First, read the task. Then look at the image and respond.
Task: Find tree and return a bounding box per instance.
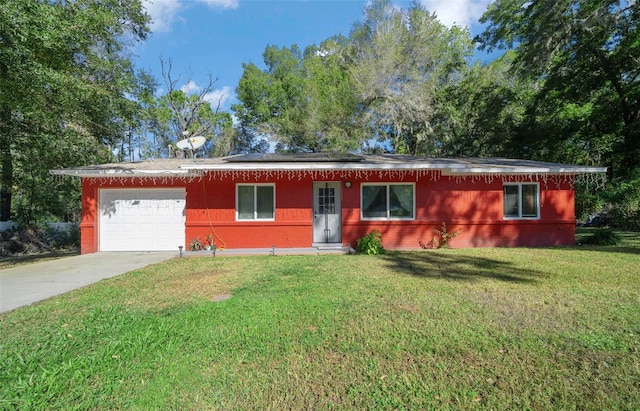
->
[477,0,640,227]
[142,60,233,159]
[347,0,474,154]
[233,37,363,153]
[0,0,150,223]
[477,0,640,177]
[432,51,537,157]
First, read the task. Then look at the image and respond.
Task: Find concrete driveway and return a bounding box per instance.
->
[0,252,175,313]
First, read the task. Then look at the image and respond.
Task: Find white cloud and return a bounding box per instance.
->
[204,86,232,108]
[180,80,202,94]
[196,0,239,9]
[420,0,492,27]
[142,0,183,33]
[180,81,232,107]
[143,0,237,33]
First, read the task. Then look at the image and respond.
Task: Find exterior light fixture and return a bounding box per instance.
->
[344,181,352,188]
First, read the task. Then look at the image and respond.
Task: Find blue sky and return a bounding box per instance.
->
[136,0,494,112]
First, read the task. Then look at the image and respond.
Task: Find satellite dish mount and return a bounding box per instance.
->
[175,133,206,159]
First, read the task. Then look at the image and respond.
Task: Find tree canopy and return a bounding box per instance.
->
[476,0,640,227]
[233,38,363,152]
[233,0,473,154]
[141,60,233,159]
[477,0,640,176]
[0,0,150,223]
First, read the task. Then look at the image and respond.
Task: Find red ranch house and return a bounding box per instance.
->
[51,153,606,254]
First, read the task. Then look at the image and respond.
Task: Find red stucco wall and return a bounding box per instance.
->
[80,171,576,253]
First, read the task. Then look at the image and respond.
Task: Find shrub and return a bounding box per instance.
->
[42,223,80,248]
[431,222,461,249]
[188,237,204,251]
[579,229,621,246]
[609,203,640,231]
[356,230,384,255]
[603,167,640,231]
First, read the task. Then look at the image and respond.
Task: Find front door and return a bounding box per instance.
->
[313,182,342,244]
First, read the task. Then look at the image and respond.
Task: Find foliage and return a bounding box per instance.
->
[477,0,640,178]
[233,1,473,154]
[188,237,204,251]
[0,225,79,256]
[233,38,363,152]
[1,248,639,409]
[356,229,384,255]
[348,0,474,154]
[139,60,234,159]
[578,228,621,246]
[436,51,537,157]
[604,167,640,231]
[431,222,462,248]
[0,0,150,225]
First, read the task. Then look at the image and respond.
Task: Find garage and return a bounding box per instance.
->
[99,188,185,251]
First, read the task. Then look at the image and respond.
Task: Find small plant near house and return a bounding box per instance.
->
[188,237,204,251]
[579,228,621,246]
[430,222,461,249]
[356,230,384,255]
[206,234,215,250]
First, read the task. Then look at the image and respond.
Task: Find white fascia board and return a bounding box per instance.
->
[444,166,607,175]
[50,169,198,178]
[131,169,194,175]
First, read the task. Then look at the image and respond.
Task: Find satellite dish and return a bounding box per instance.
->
[176,136,206,151]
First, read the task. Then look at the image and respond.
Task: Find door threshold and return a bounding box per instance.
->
[312,243,345,250]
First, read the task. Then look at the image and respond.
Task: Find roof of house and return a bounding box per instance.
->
[50,153,607,178]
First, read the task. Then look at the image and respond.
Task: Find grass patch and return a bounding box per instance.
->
[1,244,639,409]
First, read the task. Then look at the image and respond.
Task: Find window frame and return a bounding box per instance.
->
[360,183,415,221]
[236,183,276,221]
[503,182,540,220]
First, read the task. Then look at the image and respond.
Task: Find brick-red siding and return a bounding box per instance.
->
[80,171,576,253]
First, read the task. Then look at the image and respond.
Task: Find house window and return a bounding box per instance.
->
[237,184,275,220]
[503,183,539,219]
[361,183,414,220]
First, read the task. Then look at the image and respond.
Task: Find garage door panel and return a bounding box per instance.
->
[99,189,185,252]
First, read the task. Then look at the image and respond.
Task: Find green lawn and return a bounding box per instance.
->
[1,241,639,409]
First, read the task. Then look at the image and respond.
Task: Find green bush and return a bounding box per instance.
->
[609,203,640,231]
[604,167,640,231]
[356,230,384,255]
[579,229,621,246]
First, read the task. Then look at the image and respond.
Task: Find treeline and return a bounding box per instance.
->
[1,0,638,228]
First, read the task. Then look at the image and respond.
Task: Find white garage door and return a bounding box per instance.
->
[99,189,186,251]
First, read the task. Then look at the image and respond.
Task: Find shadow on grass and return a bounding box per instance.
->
[380,251,546,284]
[571,245,640,255]
[0,248,80,270]
[574,229,640,255]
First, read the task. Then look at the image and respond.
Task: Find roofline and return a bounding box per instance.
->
[50,158,608,178]
[444,166,608,175]
[178,162,464,171]
[51,165,607,178]
[49,169,200,178]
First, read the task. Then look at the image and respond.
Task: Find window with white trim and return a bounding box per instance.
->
[503,183,539,219]
[361,183,415,220]
[236,184,275,220]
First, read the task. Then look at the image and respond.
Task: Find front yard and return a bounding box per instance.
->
[1,241,639,409]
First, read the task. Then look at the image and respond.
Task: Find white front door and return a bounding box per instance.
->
[313,182,342,244]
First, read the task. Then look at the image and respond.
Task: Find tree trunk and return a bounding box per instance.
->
[0,106,13,221]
